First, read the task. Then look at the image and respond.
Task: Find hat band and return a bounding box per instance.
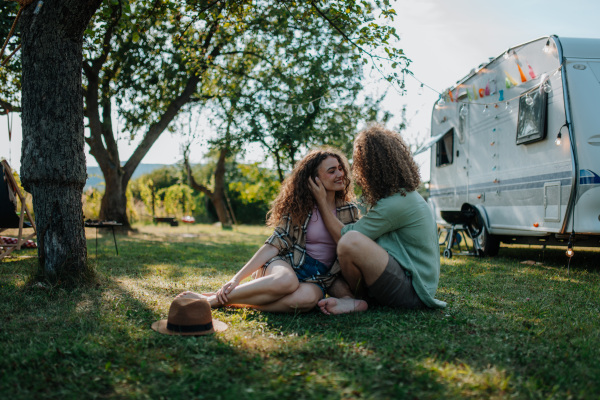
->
[167,321,213,333]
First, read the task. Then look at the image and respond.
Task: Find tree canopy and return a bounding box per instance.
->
[1,0,410,227]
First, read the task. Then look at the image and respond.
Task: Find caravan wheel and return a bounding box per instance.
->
[472,225,500,257]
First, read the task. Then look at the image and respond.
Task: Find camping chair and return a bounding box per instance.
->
[0,160,37,260]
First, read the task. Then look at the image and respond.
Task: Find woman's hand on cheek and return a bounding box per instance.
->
[308,176,326,204]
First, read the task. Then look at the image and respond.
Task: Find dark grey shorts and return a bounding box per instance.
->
[367,255,425,309]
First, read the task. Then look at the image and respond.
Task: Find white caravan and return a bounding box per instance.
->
[420,36,600,257]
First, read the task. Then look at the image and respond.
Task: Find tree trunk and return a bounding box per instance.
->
[274,150,285,183]
[98,165,129,227]
[19,0,102,284]
[184,149,232,228]
[211,147,232,228]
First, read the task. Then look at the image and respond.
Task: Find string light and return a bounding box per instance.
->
[555,132,562,145]
[525,93,534,106]
[428,43,563,116]
[437,95,446,108]
[543,39,552,54]
[566,240,574,257]
[272,39,560,117]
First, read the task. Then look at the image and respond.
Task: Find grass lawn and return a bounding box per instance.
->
[1,223,599,399]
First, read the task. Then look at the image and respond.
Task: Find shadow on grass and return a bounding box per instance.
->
[0,258,271,399]
[0,256,466,398]
[2,231,599,399]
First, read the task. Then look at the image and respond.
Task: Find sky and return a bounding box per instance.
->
[2,0,600,180]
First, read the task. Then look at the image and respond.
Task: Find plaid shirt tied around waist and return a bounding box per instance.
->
[263,201,360,289]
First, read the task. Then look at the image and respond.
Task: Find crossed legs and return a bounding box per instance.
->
[178,261,322,313]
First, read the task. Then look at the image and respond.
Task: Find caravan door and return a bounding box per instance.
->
[563,54,600,235]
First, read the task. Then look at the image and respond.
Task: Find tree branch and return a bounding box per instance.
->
[309,1,403,65]
[87,2,122,75]
[183,147,213,197]
[0,99,21,113]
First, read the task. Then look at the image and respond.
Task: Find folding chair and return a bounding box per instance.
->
[0,160,37,260]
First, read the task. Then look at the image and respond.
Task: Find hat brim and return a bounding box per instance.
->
[151,318,228,336]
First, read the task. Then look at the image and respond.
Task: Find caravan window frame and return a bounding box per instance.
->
[436,128,454,167]
[516,85,548,145]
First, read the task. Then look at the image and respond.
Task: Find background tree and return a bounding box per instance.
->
[184,4,394,219]
[0,2,21,115]
[184,141,234,228]
[82,0,226,228]
[84,0,408,227]
[2,0,409,230]
[226,162,280,224]
[182,2,368,224]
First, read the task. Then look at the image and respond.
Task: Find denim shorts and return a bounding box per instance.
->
[294,254,330,298]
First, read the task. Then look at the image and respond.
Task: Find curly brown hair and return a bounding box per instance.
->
[267,147,355,227]
[353,124,421,206]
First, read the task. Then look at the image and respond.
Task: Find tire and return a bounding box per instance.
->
[472,225,500,257]
[443,249,452,259]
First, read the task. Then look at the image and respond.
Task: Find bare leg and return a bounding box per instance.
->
[320,276,369,314]
[315,231,389,315]
[327,276,355,299]
[337,231,389,290]
[253,283,323,313]
[178,261,300,308]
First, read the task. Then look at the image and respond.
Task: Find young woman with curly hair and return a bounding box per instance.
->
[177,148,360,312]
[310,125,446,314]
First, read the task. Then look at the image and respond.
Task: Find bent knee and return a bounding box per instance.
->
[338,231,366,256]
[271,273,300,295]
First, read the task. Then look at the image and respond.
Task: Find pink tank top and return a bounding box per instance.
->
[305,206,337,267]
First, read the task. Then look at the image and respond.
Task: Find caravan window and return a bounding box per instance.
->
[516,85,548,145]
[436,128,454,167]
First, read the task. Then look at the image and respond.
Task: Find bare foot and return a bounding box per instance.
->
[176,291,223,308]
[175,291,206,300]
[317,297,368,315]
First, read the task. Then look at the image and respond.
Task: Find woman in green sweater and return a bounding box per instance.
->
[309,125,446,314]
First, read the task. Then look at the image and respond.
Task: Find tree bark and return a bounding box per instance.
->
[19,0,102,284]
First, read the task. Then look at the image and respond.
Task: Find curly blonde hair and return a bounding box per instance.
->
[267,148,355,227]
[353,125,420,206]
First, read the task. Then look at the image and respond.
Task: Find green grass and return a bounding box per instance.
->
[1,224,599,399]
